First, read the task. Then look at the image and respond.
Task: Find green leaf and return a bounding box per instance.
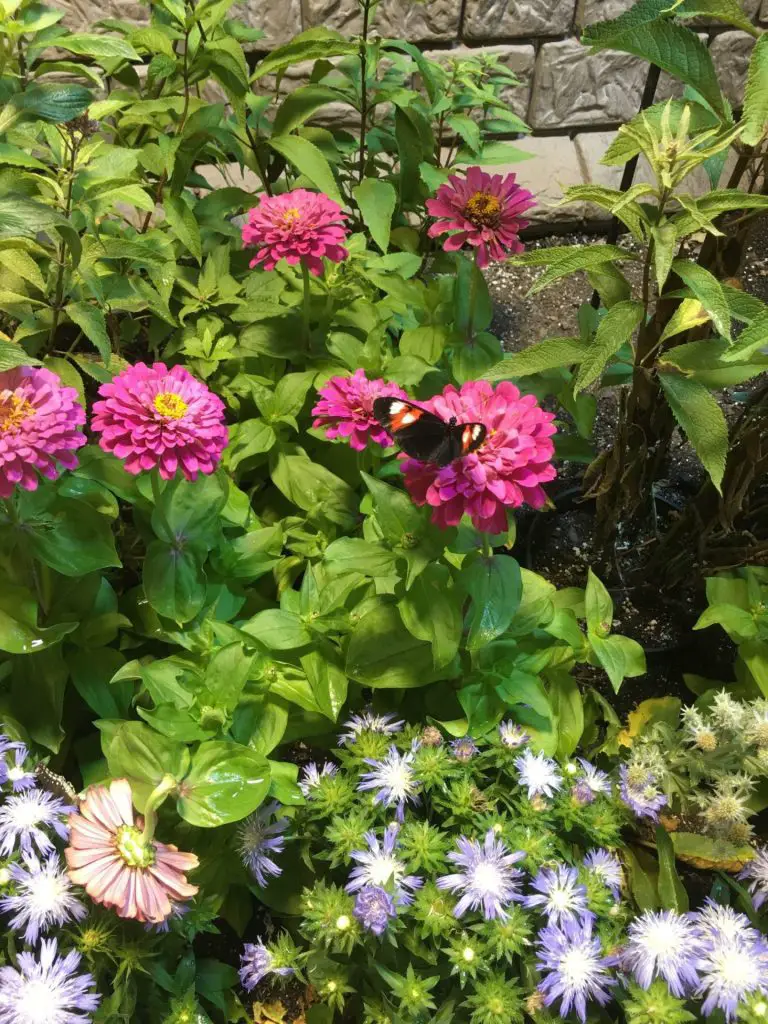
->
[362,473,429,546]
[676,0,758,34]
[395,107,426,207]
[590,633,647,692]
[0,84,92,130]
[694,603,758,639]
[651,222,677,292]
[58,33,140,61]
[346,601,445,689]
[0,248,46,291]
[353,178,396,254]
[323,538,397,578]
[176,740,270,827]
[268,135,342,206]
[581,0,680,46]
[398,564,462,669]
[624,845,659,911]
[11,647,68,752]
[204,643,254,712]
[400,324,450,364]
[228,419,276,470]
[24,499,120,576]
[143,540,207,623]
[510,245,638,295]
[549,672,584,758]
[720,309,768,362]
[446,113,481,153]
[742,34,768,146]
[0,143,47,170]
[164,194,202,264]
[271,451,357,529]
[573,300,644,393]
[104,721,189,809]
[152,472,227,545]
[671,260,731,341]
[301,648,348,721]
[273,84,339,135]
[64,302,111,364]
[245,698,289,755]
[251,27,357,81]
[585,568,613,635]
[241,609,312,650]
[67,647,130,720]
[658,372,728,492]
[483,337,587,381]
[463,555,523,651]
[0,339,41,371]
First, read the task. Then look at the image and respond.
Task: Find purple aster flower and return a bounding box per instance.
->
[451,737,479,762]
[239,941,293,992]
[525,865,594,927]
[694,932,768,1021]
[739,847,768,911]
[536,918,617,1023]
[0,789,72,858]
[0,852,86,944]
[338,709,404,746]
[358,745,420,822]
[619,764,668,822]
[583,849,623,898]
[575,759,611,799]
[4,747,35,793]
[346,824,422,904]
[298,761,337,798]
[514,749,562,800]
[695,899,760,946]
[238,801,289,887]
[353,885,397,935]
[498,721,529,749]
[437,828,525,920]
[623,910,702,997]
[0,937,99,1023]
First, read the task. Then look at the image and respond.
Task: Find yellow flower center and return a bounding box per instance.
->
[115,824,156,869]
[463,191,502,228]
[282,207,301,225]
[153,392,188,420]
[0,392,35,433]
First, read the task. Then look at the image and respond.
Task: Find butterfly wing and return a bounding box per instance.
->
[373,398,487,466]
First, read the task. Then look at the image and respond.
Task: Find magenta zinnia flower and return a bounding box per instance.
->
[65,779,199,925]
[0,366,86,498]
[242,188,349,276]
[91,362,228,481]
[312,369,407,452]
[426,167,535,268]
[401,380,556,533]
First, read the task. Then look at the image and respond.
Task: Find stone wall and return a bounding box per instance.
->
[60,0,760,226]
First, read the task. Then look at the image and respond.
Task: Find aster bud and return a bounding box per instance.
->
[420,726,443,747]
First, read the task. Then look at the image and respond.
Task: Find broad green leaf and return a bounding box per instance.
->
[670,831,753,871]
[152,472,227,545]
[660,339,768,387]
[301,648,348,721]
[104,721,189,809]
[67,648,130,720]
[0,249,45,291]
[353,178,397,254]
[573,300,644,393]
[658,372,728,492]
[590,633,647,692]
[624,845,659,911]
[58,33,140,61]
[362,473,429,546]
[241,609,312,650]
[694,603,757,640]
[659,297,712,343]
[164,194,202,264]
[346,601,446,689]
[720,309,768,362]
[11,647,68,753]
[244,698,289,755]
[463,555,523,650]
[324,538,397,578]
[651,222,677,291]
[549,672,584,758]
[0,84,92,131]
[676,0,758,34]
[581,0,682,47]
[177,740,270,827]
[400,324,450,364]
[0,339,41,371]
[0,584,76,655]
[204,643,254,712]
[250,28,357,81]
[270,451,357,529]
[483,337,587,380]
[398,564,462,669]
[228,418,276,470]
[23,499,120,576]
[0,143,47,170]
[143,540,207,623]
[273,85,340,135]
[64,302,111,364]
[742,34,768,146]
[671,260,731,341]
[585,568,613,635]
[268,134,342,206]
[510,245,638,295]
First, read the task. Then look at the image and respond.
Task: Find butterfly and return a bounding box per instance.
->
[373,397,487,467]
[34,763,79,803]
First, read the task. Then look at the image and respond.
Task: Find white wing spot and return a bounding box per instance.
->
[399,411,418,425]
[389,402,406,414]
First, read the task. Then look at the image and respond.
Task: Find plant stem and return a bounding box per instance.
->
[150,469,174,542]
[466,251,479,344]
[357,0,371,183]
[481,532,493,559]
[48,132,79,348]
[141,774,178,844]
[301,261,312,347]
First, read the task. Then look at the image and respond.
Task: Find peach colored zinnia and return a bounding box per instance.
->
[426,167,535,268]
[0,366,86,499]
[65,779,198,924]
[242,188,349,276]
[91,361,228,481]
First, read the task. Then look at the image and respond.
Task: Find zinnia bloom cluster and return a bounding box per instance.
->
[426,166,535,267]
[241,188,349,276]
[0,366,86,499]
[312,370,407,452]
[91,361,228,481]
[400,380,556,533]
[64,779,198,925]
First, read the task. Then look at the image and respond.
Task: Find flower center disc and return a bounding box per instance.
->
[153,392,188,420]
[282,207,301,226]
[115,825,156,869]
[0,392,34,433]
[463,191,502,228]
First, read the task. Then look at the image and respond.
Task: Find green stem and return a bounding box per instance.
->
[357,0,372,183]
[150,469,173,541]
[140,774,178,844]
[481,532,493,559]
[301,261,312,347]
[466,251,479,345]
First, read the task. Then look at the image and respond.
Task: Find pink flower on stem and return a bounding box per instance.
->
[91,362,228,481]
[0,366,86,498]
[65,779,198,925]
[426,167,535,268]
[311,369,407,452]
[401,380,556,533]
[242,189,349,276]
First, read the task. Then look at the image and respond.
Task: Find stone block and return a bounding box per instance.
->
[530,38,646,129]
[233,0,302,48]
[58,0,146,28]
[761,0,768,23]
[303,0,461,41]
[574,0,634,31]
[709,31,755,109]
[462,0,575,41]
[421,44,535,119]
[495,135,587,222]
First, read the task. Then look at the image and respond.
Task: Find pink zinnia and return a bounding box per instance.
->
[401,381,556,533]
[241,188,349,276]
[426,167,535,268]
[311,369,407,452]
[65,779,198,925]
[91,361,228,481]
[0,366,86,498]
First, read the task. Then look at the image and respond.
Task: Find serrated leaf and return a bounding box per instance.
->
[483,337,587,380]
[164,194,202,263]
[742,34,768,147]
[0,339,41,371]
[0,249,45,291]
[602,99,719,166]
[582,0,683,47]
[58,33,140,61]
[267,134,342,206]
[658,372,728,491]
[676,0,758,34]
[510,245,638,295]
[0,143,47,170]
[574,300,644,393]
[720,309,768,362]
[353,178,396,254]
[64,302,111,365]
[0,84,92,131]
[651,221,677,291]
[659,297,711,342]
[251,27,357,81]
[272,85,339,135]
[672,259,731,340]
